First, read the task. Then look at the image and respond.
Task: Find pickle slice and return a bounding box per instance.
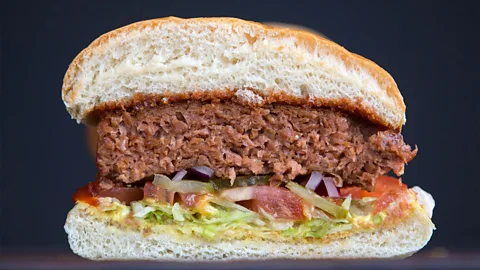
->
[210,175,270,190]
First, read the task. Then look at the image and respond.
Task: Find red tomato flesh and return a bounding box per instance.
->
[340,176,407,199]
[72,182,143,205]
[340,175,410,219]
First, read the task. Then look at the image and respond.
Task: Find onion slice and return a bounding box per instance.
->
[153,174,214,194]
[211,197,255,213]
[305,171,323,190]
[329,173,344,187]
[218,187,255,202]
[286,181,348,218]
[324,177,340,197]
[191,166,215,179]
[171,169,187,182]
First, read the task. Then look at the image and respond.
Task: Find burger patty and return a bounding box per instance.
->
[96,101,417,190]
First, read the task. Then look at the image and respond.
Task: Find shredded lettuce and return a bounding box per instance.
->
[312,208,350,223]
[97,196,355,241]
[127,199,353,240]
[258,207,275,221]
[172,203,185,221]
[197,209,254,225]
[282,219,333,238]
[341,194,352,210]
[328,223,353,234]
[202,226,217,240]
[271,221,295,231]
[131,201,156,218]
[373,212,387,225]
[211,197,254,213]
[349,197,377,216]
[146,211,164,224]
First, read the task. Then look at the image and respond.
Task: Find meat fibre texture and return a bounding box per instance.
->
[96,101,417,190]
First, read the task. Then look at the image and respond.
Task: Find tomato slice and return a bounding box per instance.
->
[178,193,201,208]
[375,176,407,192]
[250,186,305,220]
[340,176,407,199]
[220,186,306,220]
[340,175,410,220]
[97,187,143,204]
[144,182,175,204]
[72,182,143,205]
[373,189,410,218]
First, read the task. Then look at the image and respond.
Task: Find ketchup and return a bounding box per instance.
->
[72,182,100,205]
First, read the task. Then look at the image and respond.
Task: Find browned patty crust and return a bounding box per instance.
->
[96,100,416,190]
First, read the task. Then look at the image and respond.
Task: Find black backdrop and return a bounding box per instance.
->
[1,0,479,254]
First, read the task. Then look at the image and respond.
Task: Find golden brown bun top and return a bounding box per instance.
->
[63,17,405,130]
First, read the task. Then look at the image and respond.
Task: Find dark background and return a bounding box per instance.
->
[1,0,479,256]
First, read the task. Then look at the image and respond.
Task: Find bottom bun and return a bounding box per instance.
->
[64,202,434,261]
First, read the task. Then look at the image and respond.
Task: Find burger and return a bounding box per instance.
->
[63,17,435,260]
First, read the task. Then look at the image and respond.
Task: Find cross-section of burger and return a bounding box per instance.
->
[63,17,435,261]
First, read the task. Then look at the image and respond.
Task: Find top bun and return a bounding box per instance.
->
[62,17,405,130]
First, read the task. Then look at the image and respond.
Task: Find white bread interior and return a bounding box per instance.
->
[64,203,434,261]
[62,17,405,130]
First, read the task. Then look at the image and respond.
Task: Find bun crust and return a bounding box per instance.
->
[64,203,434,260]
[62,17,405,130]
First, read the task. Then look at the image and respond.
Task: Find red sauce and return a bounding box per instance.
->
[72,182,99,206]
